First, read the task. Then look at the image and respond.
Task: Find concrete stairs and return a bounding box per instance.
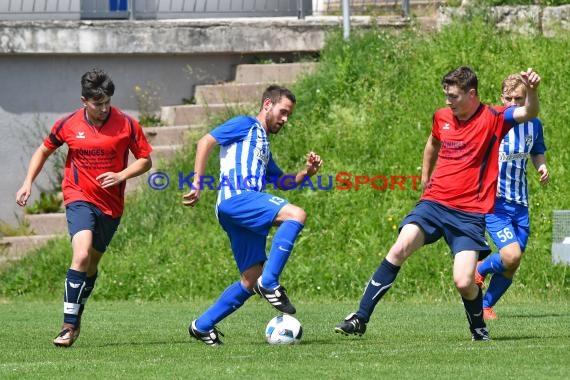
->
[0,61,318,266]
[161,62,318,126]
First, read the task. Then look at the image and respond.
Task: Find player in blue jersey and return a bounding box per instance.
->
[475,73,549,319]
[182,85,322,346]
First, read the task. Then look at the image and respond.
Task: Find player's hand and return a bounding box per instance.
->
[16,184,32,207]
[182,189,201,207]
[420,174,431,192]
[520,68,541,90]
[96,172,125,188]
[305,151,323,176]
[537,164,549,184]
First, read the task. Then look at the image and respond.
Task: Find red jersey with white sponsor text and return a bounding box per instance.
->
[43,107,152,218]
[421,104,515,213]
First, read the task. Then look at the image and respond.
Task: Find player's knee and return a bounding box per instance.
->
[453,275,472,294]
[386,242,411,264]
[71,251,90,270]
[241,264,262,290]
[241,279,256,291]
[503,255,522,271]
[282,205,306,224]
[501,249,522,270]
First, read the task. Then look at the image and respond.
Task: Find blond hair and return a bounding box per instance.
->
[501,74,526,96]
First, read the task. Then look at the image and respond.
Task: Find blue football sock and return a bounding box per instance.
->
[462,286,486,330]
[478,252,506,276]
[261,220,304,289]
[357,259,400,323]
[195,281,253,332]
[63,268,87,326]
[78,272,98,318]
[483,273,513,308]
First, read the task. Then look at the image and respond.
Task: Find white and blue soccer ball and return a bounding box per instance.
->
[265,314,303,345]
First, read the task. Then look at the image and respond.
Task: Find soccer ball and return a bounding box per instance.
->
[265,314,303,345]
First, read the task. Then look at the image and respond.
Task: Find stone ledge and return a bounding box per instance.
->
[0,16,408,54]
[0,234,63,265]
[25,213,67,235]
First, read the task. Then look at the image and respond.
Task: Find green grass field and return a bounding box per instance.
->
[1,300,568,379]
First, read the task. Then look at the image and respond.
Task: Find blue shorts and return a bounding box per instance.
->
[217,192,288,273]
[66,201,121,253]
[485,197,530,251]
[400,200,491,257]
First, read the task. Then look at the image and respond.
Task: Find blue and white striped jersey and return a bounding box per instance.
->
[210,116,284,205]
[496,118,546,207]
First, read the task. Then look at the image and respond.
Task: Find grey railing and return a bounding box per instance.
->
[135,0,312,19]
[0,0,410,21]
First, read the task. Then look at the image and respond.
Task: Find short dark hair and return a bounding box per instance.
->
[81,68,115,100]
[260,85,296,109]
[442,66,478,95]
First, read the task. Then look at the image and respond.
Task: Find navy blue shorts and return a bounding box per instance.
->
[217,192,288,273]
[66,201,121,253]
[400,200,491,257]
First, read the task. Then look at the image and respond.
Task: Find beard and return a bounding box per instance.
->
[266,113,283,134]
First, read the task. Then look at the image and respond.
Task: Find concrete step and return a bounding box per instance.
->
[0,234,61,266]
[25,213,67,235]
[234,62,318,84]
[194,82,276,106]
[160,103,254,127]
[144,125,201,146]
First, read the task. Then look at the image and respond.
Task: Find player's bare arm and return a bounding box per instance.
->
[531,154,549,184]
[16,144,55,207]
[421,135,441,190]
[513,68,541,123]
[97,156,152,189]
[183,133,218,207]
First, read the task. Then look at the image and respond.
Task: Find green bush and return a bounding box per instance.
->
[1,18,568,302]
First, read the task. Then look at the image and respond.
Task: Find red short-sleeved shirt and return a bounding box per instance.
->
[43,107,152,218]
[421,104,514,214]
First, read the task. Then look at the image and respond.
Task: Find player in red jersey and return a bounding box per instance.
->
[335,66,540,341]
[16,68,153,347]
